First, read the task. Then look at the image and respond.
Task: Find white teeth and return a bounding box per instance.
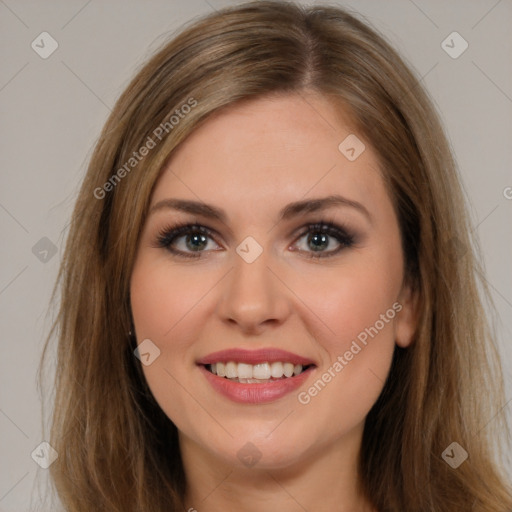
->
[216,362,226,377]
[283,362,294,378]
[225,361,238,378]
[270,362,284,378]
[207,361,306,380]
[253,363,271,379]
[237,363,253,379]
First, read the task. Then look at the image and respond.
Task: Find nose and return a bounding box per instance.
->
[216,246,292,335]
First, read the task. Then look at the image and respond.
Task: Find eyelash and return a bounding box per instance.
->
[153,218,356,259]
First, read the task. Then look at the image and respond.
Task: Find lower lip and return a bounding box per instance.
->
[198,364,315,404]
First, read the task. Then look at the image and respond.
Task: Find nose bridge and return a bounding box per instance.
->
[217,240,290,330]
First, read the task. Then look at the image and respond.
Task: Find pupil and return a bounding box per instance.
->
[309,233,328,251]
[187,233,207,251]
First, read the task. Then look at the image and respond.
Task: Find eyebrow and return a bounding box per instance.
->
[149,194,372,224]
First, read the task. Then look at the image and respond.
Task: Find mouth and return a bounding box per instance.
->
[196,348,317,403]
[203,361,315,383]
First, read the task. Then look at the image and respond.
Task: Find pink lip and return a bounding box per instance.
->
[196,348,316,366]
[198,364,316,404]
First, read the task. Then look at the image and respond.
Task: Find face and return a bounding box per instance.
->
[130,92,417,471]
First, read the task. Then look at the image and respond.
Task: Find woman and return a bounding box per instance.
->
[40,1,512,510]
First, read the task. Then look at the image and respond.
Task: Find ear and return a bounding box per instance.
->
[394,281,420,348]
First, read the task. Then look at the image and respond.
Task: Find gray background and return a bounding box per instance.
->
[1,0,511,510]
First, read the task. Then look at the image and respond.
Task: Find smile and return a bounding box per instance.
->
[196,348,317,403]
[206,361,312,383]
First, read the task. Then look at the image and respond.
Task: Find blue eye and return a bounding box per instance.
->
[155,223,220,258]
[154,220,355,259]
[293,222,355,258]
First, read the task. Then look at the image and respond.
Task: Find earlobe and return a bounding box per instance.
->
[394,283,420,348]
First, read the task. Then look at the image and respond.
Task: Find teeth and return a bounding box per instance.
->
[270,362,284,378]
[237,363,253,379]
[207,361,307,380]
[253,363,270,379]
[283,362,294,377]
[216,362,226,377]
[225,361,237,378]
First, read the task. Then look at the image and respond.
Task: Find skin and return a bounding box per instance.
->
[130,92,418,512]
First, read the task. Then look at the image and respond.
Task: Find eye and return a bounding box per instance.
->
[291,221,355,258]
[154,222,221,258]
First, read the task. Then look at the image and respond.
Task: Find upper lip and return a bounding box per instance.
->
[196,348,316,366]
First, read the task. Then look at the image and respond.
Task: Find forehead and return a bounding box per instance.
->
[150,93,385,217]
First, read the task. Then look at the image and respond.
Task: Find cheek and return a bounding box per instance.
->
[129,258,202,394]
[328,269,397,342]
[292,252,400,423]
[130,256,214,342]
[292,252,401,354]
[130,258,210,431]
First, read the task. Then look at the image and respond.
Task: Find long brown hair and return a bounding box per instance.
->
[39,1,512,510]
